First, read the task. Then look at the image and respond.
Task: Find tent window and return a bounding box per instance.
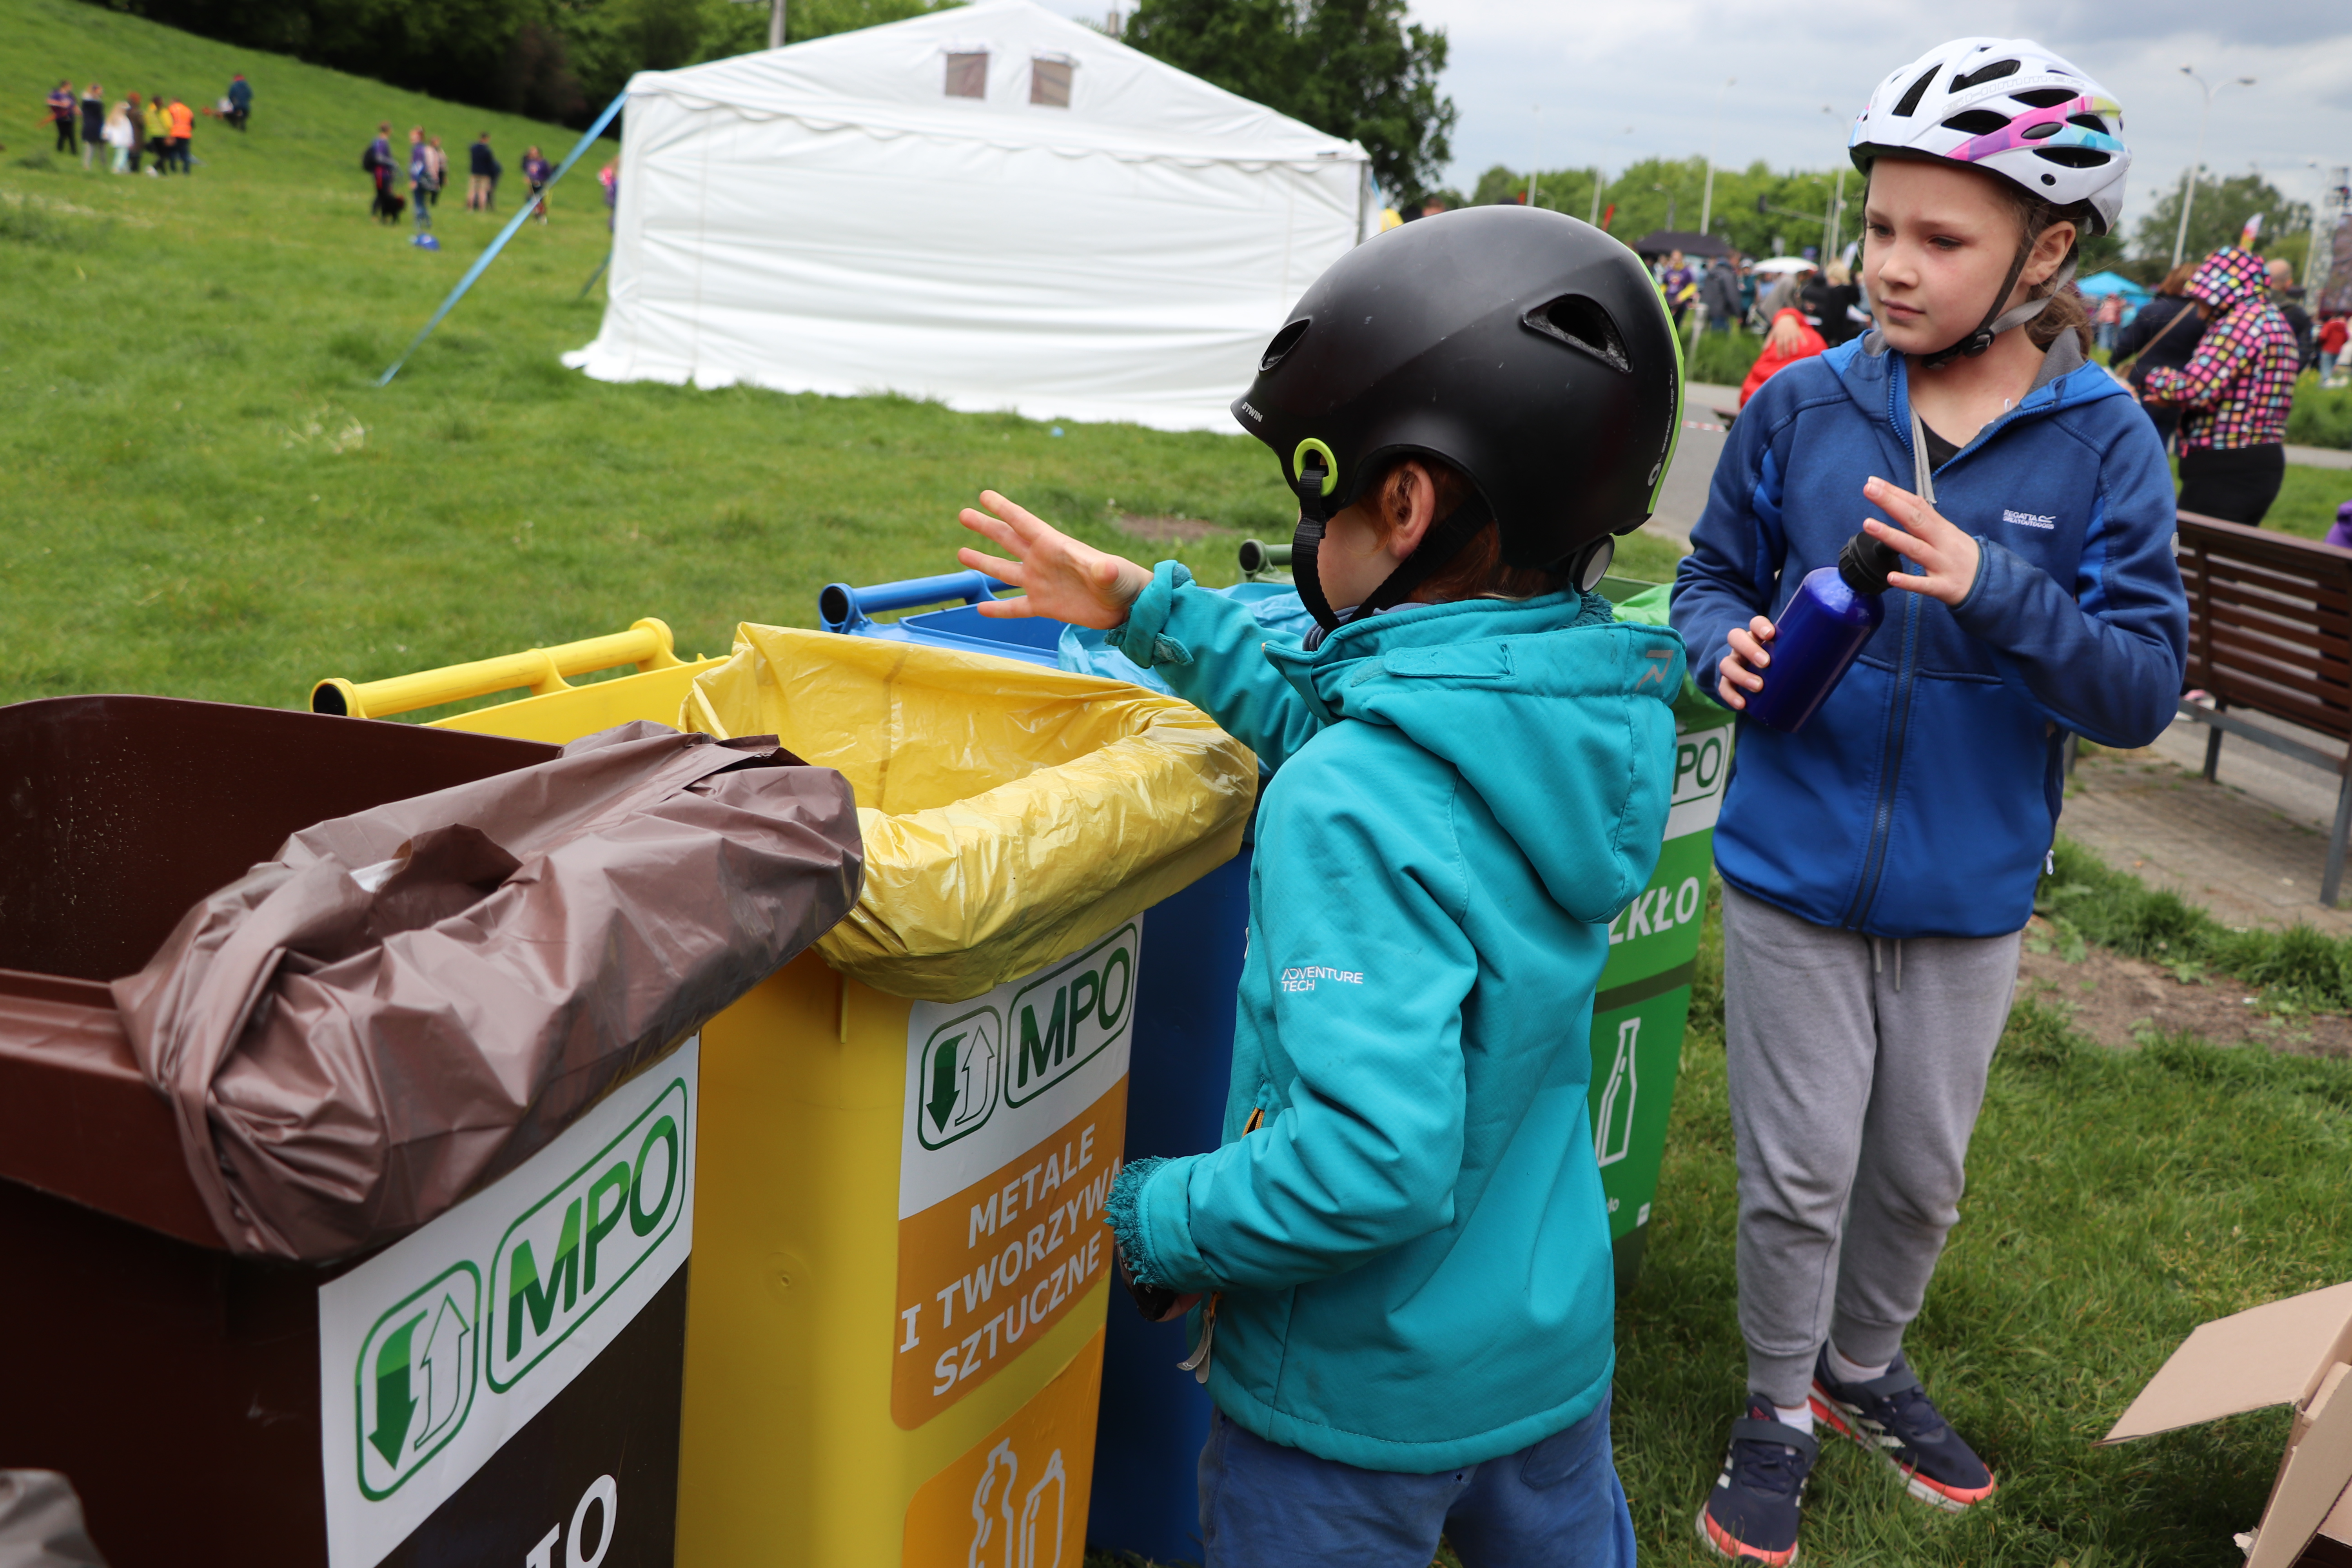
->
[944,52,988,99]
[1030,58,1073,108]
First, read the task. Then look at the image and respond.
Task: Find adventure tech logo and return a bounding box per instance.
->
[349,1077,691,1500]
[916,925,1136,1149]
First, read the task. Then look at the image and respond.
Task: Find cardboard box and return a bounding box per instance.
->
[2103,1280,2352,1568]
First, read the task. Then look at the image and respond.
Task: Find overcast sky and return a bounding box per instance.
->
[1038,0,2352,249]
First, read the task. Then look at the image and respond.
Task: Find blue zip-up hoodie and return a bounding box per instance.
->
[1105,564,1683,1473]
[1673,331,2186,938]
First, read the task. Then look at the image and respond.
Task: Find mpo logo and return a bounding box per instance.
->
[488,1081,690,1390]
[1673,731,1727,806]
[915,924,1137,1148]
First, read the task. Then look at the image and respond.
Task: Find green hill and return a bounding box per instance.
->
[0,0,1412,713]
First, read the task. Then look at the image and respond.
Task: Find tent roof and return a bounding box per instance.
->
[2076,270,2152,299]
[624,0,1368,168]
[1631,230,1733,258]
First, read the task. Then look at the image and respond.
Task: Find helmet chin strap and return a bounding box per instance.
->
[1917,247,2077,370]
[1289,453,1493,651]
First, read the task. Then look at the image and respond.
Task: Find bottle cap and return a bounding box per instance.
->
[1837,530,1904,596]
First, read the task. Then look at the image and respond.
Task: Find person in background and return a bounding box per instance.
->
[1703,256,1744,334]
[1737,305,1829,408]
[1661,248,1696,324]
[78,83,102,170]
[225,73,251,132]
[122,93,144,174]
[147,88,171,173]
[468,132,501,212]
[363,122,397,221]
[46,82,76,156]
[2113,261,2203,450]
[1801,261,1868,347]
[522,145,553,222]
[102,100,132,173]
[2319,315,2348,386]
[2140,247,2301,527]
[166,94,193,174]
[424,135,448,209]
[2268,257,2314,374]
[599,158,617,231]
[2093,291,2125,354]
[408,126,434,240]
[1757,262,1812,325]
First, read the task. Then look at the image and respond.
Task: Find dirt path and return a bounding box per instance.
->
[2017,915,2352,1058]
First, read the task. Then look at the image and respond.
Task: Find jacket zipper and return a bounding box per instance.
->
[1842,367,1924,929]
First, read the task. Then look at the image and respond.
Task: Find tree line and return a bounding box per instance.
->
[1462,155,2314,285]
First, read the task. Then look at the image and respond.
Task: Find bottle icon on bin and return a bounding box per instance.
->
[969,1438,1068,1568]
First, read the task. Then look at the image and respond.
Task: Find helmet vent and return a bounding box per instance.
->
[2067,113,2110,134]
[1949,58,2021,93]
[2020,121,2061,140]
[1941,109,2011,136]
[2011,87,2076,108]
[1521,294,1629,373]
[1259,318,1311,373]
[1891,64,1941,118]
[2032,145,2111,169]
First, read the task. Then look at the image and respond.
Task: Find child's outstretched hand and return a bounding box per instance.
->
[1718,615,1775,710]
[957,490,1151,630]
[1861,476,1981,607]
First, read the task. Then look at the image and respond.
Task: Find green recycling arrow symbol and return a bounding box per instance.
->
[928,1033,965,1135]
[368,1310,426,1466]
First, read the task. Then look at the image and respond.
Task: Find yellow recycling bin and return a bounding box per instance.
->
[315,622,1256,1567]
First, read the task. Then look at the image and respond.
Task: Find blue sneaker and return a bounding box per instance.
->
[1810,1348,1996,1511]
[1695,1397,1818,1563]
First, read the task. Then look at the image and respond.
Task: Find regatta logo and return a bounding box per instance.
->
[1004,924,1136,1109]
[353,1263,481,1500]
[485,1080,690,1392]
[2002,508,2057,530]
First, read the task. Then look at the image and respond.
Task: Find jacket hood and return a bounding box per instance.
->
[1261,591,1683,923]
[1841,320,2125,426]
[2187,247,2271,312]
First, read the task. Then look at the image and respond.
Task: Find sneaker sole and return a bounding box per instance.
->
[1693,1503,1799,1565]
[1809,1389,1996,1512]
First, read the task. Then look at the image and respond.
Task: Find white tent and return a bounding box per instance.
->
[564,0,1373,431]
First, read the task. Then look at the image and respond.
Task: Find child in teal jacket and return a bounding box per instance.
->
[958,207,1688,1565]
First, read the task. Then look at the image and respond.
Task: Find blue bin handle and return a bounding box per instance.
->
[818,570,1009,635]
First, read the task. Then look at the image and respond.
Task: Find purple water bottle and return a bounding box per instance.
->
[1743,531,1904,734]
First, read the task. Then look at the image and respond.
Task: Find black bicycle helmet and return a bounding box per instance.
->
[1230,205,1684,637]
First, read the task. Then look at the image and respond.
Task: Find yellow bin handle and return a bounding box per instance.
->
[311,618,687,720]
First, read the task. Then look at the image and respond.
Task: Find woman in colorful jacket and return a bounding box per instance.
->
[2137,246,2302,527]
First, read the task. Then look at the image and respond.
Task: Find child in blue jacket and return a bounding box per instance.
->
[959,207,1686,1566]
[1673,39,2187,1561]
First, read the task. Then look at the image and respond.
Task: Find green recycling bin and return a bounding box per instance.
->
[1589,576,1733,1290]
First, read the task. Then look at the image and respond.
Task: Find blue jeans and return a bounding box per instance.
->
[1196,1393,1634,1568]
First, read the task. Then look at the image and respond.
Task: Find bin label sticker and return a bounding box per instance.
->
[1664,721,1730,841]
[318,1041,698,1568]
[902,1330,1104,1568]
[893,922,1139,1429]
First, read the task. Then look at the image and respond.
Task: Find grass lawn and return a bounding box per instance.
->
[0,0,1684,717]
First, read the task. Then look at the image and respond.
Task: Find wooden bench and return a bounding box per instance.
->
[2172,509,2352,905]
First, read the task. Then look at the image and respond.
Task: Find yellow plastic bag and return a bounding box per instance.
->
[684,624,1258,1001]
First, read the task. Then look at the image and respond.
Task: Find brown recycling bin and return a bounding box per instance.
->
[0,696,762,1568]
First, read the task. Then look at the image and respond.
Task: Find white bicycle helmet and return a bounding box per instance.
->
[1849,38,2129,363]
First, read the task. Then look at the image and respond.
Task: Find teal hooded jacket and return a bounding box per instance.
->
[1104,563,1684,1473]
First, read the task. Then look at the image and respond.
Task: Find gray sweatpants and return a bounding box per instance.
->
[1721,884,2022,1407]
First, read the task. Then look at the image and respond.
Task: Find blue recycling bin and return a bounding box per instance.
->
[823,572,1248,1564]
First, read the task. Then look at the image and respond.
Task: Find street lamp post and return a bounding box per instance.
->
[1527,105,1541,209]
[2172,67,2256,270]
[1698,77,1734,238]
[1590,125,1632,228]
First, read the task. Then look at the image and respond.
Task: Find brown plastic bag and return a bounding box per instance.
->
[112,722,862,1260]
